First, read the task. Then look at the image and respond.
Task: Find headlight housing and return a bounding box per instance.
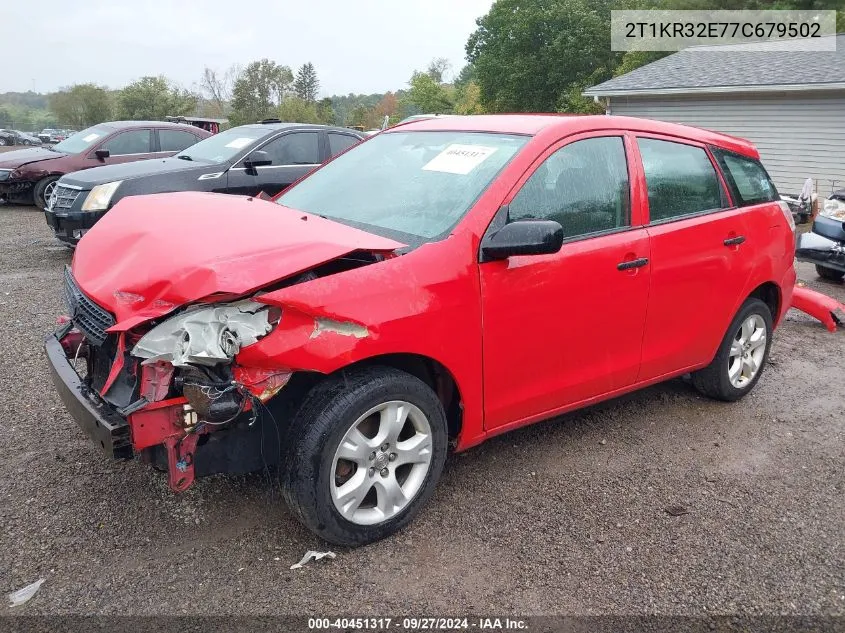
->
[0,169,11,182]
[81,180,122,211]
[820,198,845,222]
[131,300,277,367]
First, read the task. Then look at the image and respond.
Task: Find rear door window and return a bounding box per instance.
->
[260,132,320,165]
[328,133,360,157]
[102,130,152,155]
[637,138,725,222]
[159,129,200,153]
[711,148,779,206]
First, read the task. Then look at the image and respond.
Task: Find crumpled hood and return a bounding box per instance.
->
[72,192,405,328]
[0,146,65,168]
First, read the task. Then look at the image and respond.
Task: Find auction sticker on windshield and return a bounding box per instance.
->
[423,144,498,175]
[225,138,254,149]
[82,133,101,142]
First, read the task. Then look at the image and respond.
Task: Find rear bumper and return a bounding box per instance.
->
[795,231,845,273]
[44,333,132,459]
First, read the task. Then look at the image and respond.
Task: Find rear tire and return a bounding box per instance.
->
[692,298,773,402]
[815,264,845,282]
[33,176,59,210]
[282,366,448,546]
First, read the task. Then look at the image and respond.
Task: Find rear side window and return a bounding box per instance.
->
[261,132,320,165]
[637,138,724,222]
[509,136,630,240]
[159,129,199,152]
[328,133,360,157]
[102,130,152,155]
[711,148,779,206]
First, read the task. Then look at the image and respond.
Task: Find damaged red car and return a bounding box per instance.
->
[47,115,796,546]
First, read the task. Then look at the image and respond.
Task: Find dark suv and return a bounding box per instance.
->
[0,121,210,209]
[45,122,364,245]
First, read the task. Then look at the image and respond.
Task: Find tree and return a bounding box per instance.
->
[293,63,320,103]
[466,0,623,113]
[48,84,113,128]
[454,81,485,115]
[200,65,239,117]
[406,72,454,114]
[316,98,335,125]
[426,57,452,83]
[277,97,321,123]
[229,59,294,126]
[454,64,477,88]
[117,76,196,120]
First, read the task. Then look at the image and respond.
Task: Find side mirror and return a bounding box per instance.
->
[481,219,564,262]
[95,149,110,160]
[243,150,272,170]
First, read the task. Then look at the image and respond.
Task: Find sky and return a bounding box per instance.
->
[2,0,494,97]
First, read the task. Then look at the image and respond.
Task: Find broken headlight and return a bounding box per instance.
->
[131,300,278,367]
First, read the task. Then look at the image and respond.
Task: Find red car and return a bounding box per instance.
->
[46,115,796,545]
[0,121,210,209]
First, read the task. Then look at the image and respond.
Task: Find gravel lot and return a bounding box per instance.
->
[0,202,843,617]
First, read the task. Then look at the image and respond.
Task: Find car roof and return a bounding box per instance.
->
[390,114,758,157]
[235,122,365,135]
[94,120,204,130]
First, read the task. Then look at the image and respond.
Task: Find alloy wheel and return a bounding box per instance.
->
[42,181,57,209]
[331,400,433,526]
[728,314,767,388]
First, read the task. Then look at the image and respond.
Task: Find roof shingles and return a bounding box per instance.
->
[585,34,845,95]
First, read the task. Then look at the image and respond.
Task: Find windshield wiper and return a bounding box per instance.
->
[176,155,193,161]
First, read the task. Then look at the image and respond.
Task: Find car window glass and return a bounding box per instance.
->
[159,129,199,153]
[260,132,320,165]
[102,130,152,156]
[509,136,630,239]
[328,133,359,157]
[637,138,724,222]
[714,150,779,206]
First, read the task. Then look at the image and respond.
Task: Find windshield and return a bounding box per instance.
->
[276,131,528,243]
[176,126,267,163]
[52,126,112,153]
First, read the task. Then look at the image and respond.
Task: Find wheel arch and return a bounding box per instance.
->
[329,353,464,442]
[747,281,781,325]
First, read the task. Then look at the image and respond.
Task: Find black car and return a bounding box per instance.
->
[45,122,365,245]
[0,129,42,146]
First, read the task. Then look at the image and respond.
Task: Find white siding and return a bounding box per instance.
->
[608,92,845,195]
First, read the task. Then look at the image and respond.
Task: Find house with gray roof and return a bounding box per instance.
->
[585,35,845,195]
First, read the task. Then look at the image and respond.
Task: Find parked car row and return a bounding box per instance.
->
[45,121,365,244]
[38,128,77,144]
[0,120,212,209]
[44,114,796,546]
[0,129,43,146]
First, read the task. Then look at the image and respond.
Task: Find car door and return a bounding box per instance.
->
[227,130,322,197]
[90,129,155,166]
[632,135,754,381]
[479,133,651,430]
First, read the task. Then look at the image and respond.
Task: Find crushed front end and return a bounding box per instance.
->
[46,267,290,492]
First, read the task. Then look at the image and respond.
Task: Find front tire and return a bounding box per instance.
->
[815,264,845,282]
[692,298,773,402]
[33,176,59,210]
[283,366,448,546]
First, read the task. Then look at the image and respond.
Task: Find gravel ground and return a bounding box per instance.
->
[0,203,843,617]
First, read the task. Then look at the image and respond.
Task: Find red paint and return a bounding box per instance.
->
[127,398,187,450]
[70,115,795,458]
[791,286,845,332]
[232,366,293,401]
[140,362,174,402]
[99,332,125,396]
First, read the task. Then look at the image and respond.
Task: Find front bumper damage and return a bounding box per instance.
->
[46,324,291,492]
[796,230,845,273]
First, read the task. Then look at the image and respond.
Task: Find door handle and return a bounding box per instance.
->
[617,257,649,271]
[723,235,746,246]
